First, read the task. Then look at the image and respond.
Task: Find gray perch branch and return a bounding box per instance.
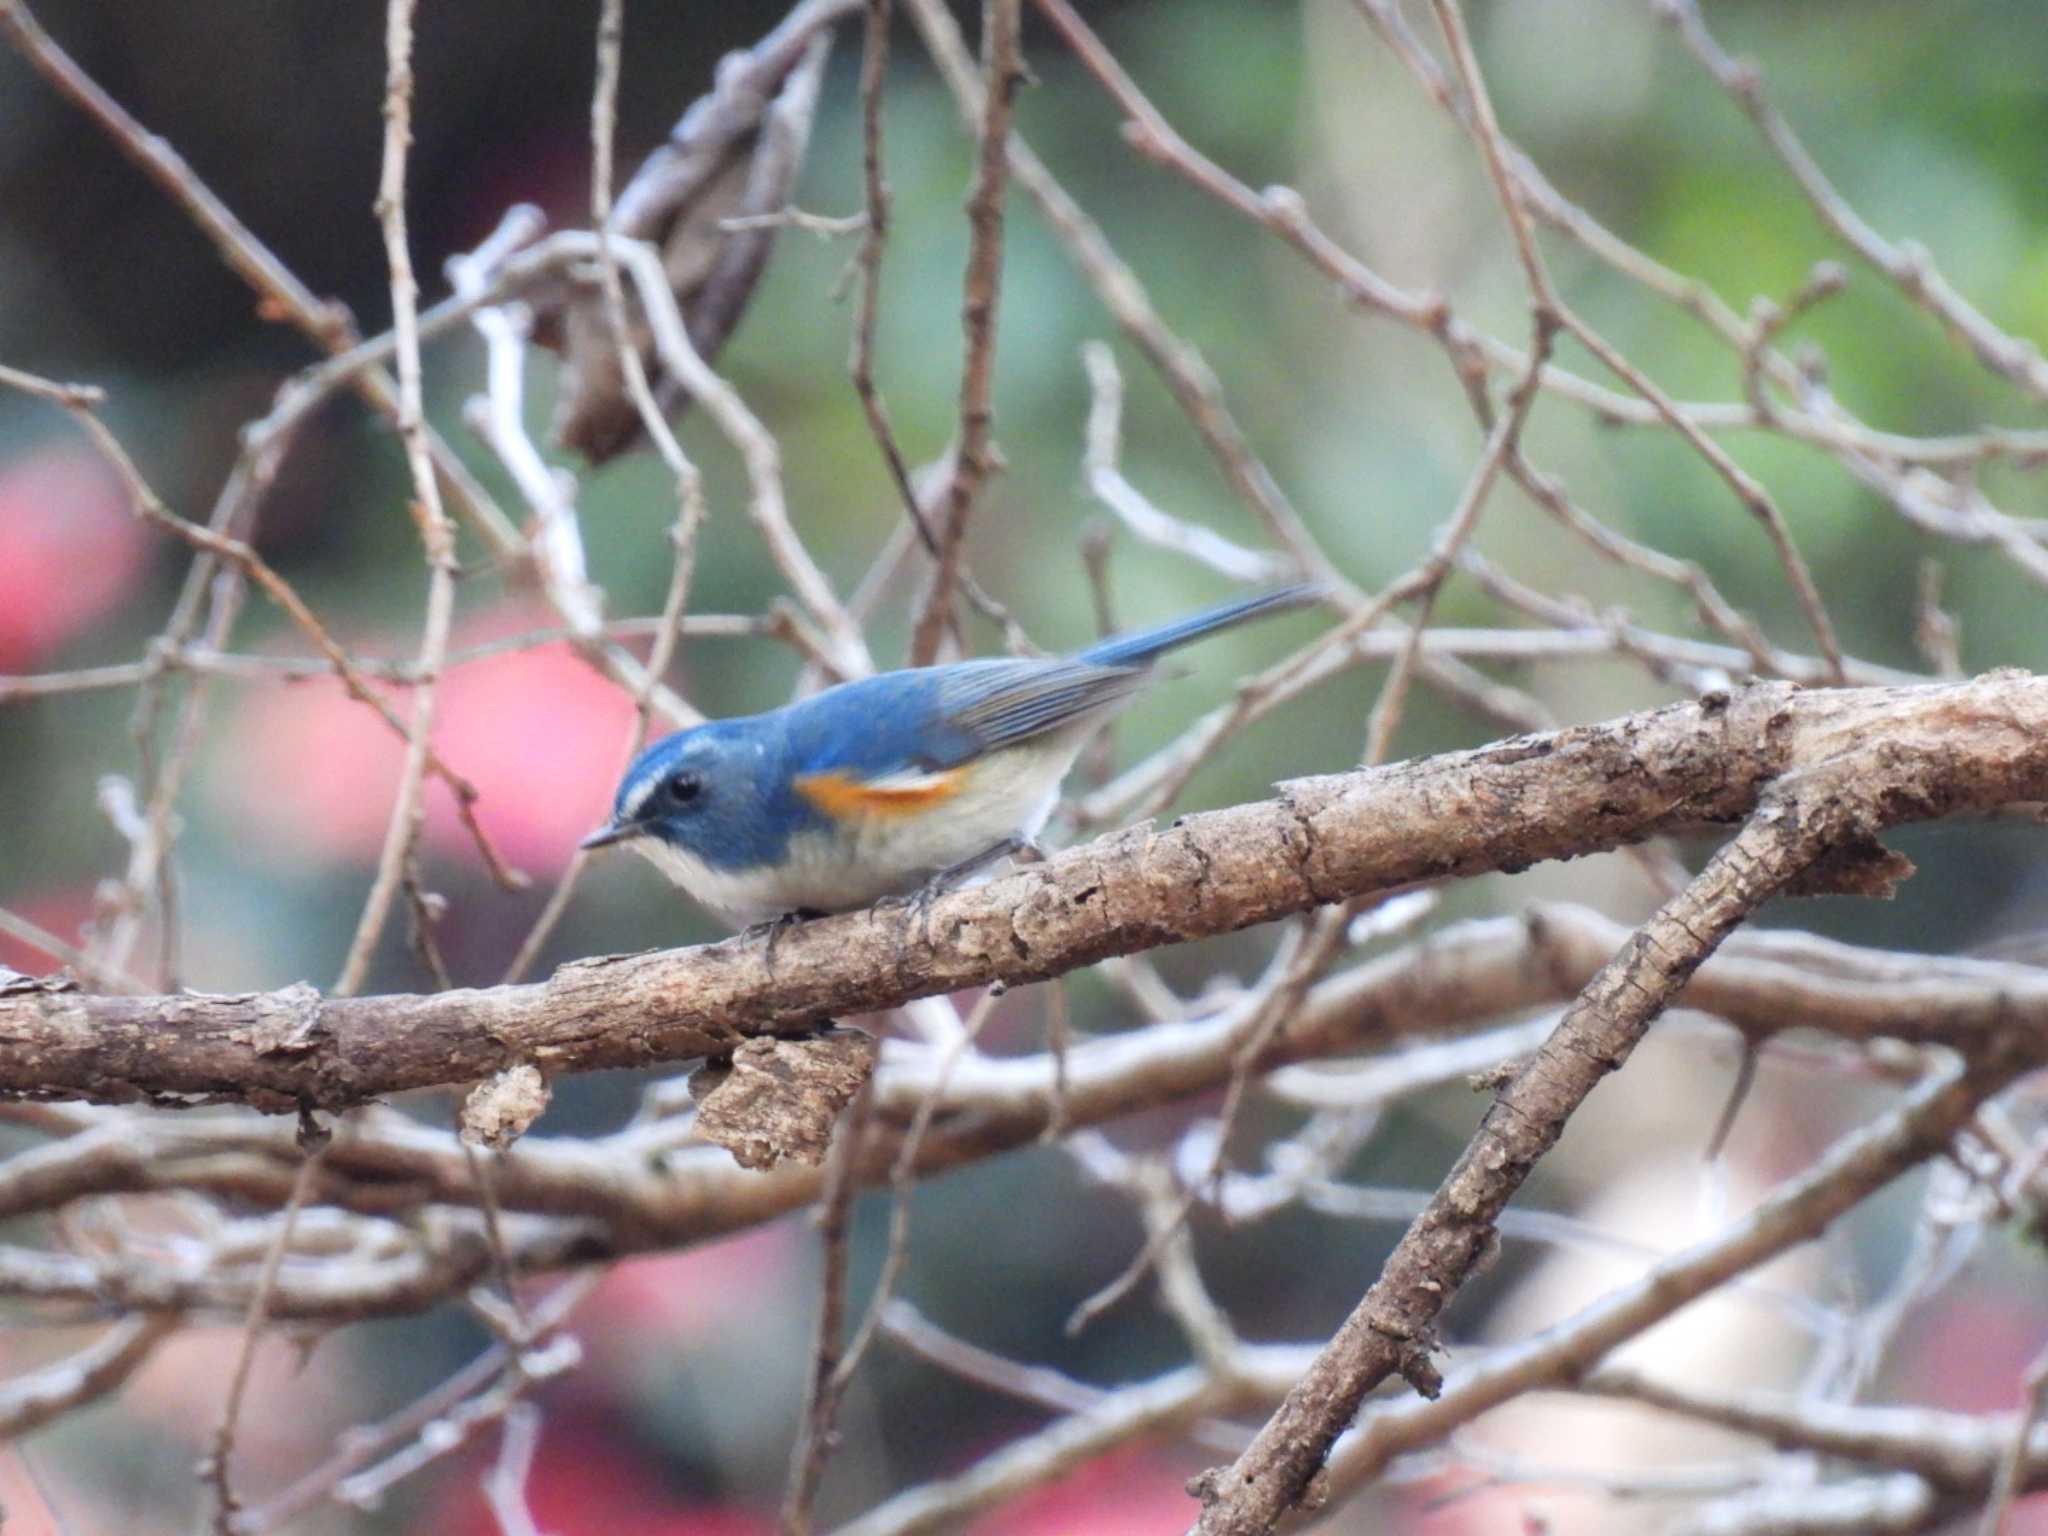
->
[1,672,2043,1113]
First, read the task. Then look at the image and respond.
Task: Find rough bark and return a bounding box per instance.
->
[0,673,2041,1114]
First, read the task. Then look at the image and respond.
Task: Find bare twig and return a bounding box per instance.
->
[909,0,1343,595]
[834,991,1005,1387]
[907,0,1023,665]
[488,0,716,989]
[1655,0,2048,402]
[1362,317,1556,766]
[232,1275,597,1533]
[1323,1057,2036,1500]
[0,363,527,900]
[0,1312,180,1437]
[333,0,464,997]
[481,1404,551,1536]
[1066,911,1347,1335]
[608,231,872,678]
[1351,2,1564,767]
[1975,1342,2048,1536]
[1078,344,1290,584]
[206,1130,325,1532]
[781,1087,871,1536]
[0,904,147,995]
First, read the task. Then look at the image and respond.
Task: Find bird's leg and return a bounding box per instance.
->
[877,837,1048,943]
[932,834,1047,887]
[736,908,823,973]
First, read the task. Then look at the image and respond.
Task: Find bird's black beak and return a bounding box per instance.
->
[578,819,637,851]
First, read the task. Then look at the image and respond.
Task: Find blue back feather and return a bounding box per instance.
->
[1074,584,1318,668]
[790,582,1317,772]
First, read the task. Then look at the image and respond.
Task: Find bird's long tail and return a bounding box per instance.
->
[1076,582,1321,668]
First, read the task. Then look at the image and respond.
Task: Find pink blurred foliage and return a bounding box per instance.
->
[968,1447,1197,1535]
[0,884,96,974]
[0,441,151,671]
[217,609,638,876]
[439,1421,773,1536]
[1396,1465,1597,1535]
[424,1230,798,1536]
[579,1227,799,1370]
[0,1449,75,1536]
[0,1319,365,1536]
[1896,1283,2048,1415]
[124,1322,358,1473]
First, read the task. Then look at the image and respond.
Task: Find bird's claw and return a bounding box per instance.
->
[737,908,821,973]
[875,837,1047,947]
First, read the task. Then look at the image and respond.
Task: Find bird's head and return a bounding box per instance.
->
[579,721,771,866]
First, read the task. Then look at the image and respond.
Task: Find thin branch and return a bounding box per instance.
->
[607,232,872,678]
[781,1087,871,1535]
[0,1311,179,1437]
[1427,0,1847,685]
[488,0,717,989]
[832,1366,1224,1536]
[1361,314,1556,766]
[1066,912,1345,1336]
[0,363,527,897]
[333,0,464,997]
[1654,0,2048,402]
[0,0,522,556]
[907,0,1023,665]
[231,1274,597,1533]
[1350,0,1566,767]
[1078,343,1290,584]
[908,0,1343,596]
[0,905,147,995]
[481,1404,551,1536]
[1034,0,1861,708]
[330,1334,584,1515]
[1316,1056,2030,1507]
[206,1132,325,1532]
[1583,1367,2048,1503]
[1975,1342,2048,1536]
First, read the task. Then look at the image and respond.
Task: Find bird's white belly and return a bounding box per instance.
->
[631,840,808,928]
[631,742,1078,927]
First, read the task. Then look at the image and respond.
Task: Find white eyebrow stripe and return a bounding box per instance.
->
[620,763,668,820]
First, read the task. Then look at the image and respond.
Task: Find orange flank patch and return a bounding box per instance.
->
[794,766,970,821]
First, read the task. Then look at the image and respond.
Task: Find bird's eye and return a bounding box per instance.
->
[665,773,702,807]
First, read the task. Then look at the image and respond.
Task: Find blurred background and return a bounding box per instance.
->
[3,0,2048,1530]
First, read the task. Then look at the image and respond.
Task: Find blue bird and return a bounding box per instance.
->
[580,584,1319,928]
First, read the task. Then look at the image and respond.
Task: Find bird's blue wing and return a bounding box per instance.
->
[928,658,1150,763]
[928,586,1318,755]
[1076,583,1318,667]
[782,584,1318,782]
[779,658,1149,782]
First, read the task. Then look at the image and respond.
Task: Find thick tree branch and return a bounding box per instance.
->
[6,900,2048,1324]
[1185,674,2046,1533]
[1316,1050,2032,1508]
[1191,784,1836,1530]
[0,673,2043,1114]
